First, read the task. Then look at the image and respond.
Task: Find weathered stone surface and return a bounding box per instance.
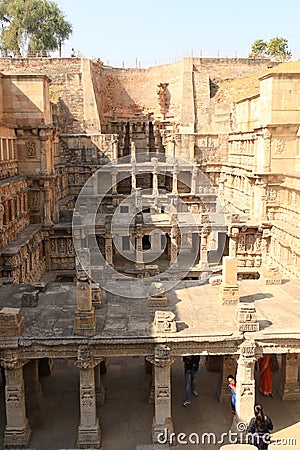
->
[0,307,24,336]
[236,303,259,332]
[21,290,39,307]
[153,311,176,333]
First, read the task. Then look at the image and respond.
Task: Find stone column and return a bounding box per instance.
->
[135,226,144,269]
[0,138,3,160]
[3,360,31,448]
[74,250,96,336]
[234,341,257,429]
[105,234,114,267]
[43,184,53,225]
[279,354,300,400]
[219,256,240,305]
[112,138,118,160]
[94,362,105,406]
[172,162,178,195]
[131,166,137,193]
[152,166,159,197]
[149,344,174,443]
[76,349,101,449]
[23,360,43,408]
[111,168,117,194]
[200,228,209,263]
[191,164,197,194]
[229,227,239,257]
[170,225,178,267]
[217,355,237,401]
[155,128,162,154]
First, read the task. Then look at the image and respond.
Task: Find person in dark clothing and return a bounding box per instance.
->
[182,355,200,406]
[247,403,273,450]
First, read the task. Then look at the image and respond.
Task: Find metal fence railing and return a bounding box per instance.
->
[1,49,299,68]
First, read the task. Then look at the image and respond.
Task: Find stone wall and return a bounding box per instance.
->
[0,58,85,134]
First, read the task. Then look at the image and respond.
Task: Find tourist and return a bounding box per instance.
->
[182,355,200,406]
[247,403,273,449]
[259,354,273,397]
[227,374,236,414]
[71,48,76,57]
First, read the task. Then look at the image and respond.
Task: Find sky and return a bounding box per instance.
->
[54,0,300,67]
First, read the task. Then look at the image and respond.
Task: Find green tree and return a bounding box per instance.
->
[249,39,268,59]
[267,36,291,61]
[0,0,72,57]
[249,37,292,61]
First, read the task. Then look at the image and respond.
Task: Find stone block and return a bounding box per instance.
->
[261,265,282,285]
[235,303,259,332]
[209,274,222,285]
[33,281,48,292]
[92,283,102,309]
[147,282,168,307]
[0,307,25,336]
[219,284,240,305]
[153,311,176,333]
[74,309,97,336]
[222,256,238,286]
[21,290,39,307]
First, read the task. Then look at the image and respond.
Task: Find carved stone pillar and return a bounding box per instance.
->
[172,162,178,195]
[279,354,300,400]
[112,138,118,160]
[217,355,237,401]
[24,360,43,408]
[3,358,31,448]
[219,256,240,305]
[111,168,117,194]
[148,344,174,443]
[135,226,144,269]
[43,184,53,225]
[94,362,105,406]
[74,251,96,337]
[200,229,208,263]
[76,350,101,449]
[191,165,197,194]
[229,227,239,257]
[152,171,159,197]
[131,164,136,194]
[105,234,114,267]
[170,225,178,267]
[234,341,258,429]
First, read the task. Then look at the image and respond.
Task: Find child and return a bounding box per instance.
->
[227,374,236,415]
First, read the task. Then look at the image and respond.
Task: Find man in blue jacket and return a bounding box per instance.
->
[183,355,200,406]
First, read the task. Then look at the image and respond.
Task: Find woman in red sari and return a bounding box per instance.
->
[259,354,273,397]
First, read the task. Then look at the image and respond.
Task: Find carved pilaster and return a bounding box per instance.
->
[147,344,175,444]
[279,354,300,400]
[2,357,31,449]
[234,341,260,431]
[75,349,101,449]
